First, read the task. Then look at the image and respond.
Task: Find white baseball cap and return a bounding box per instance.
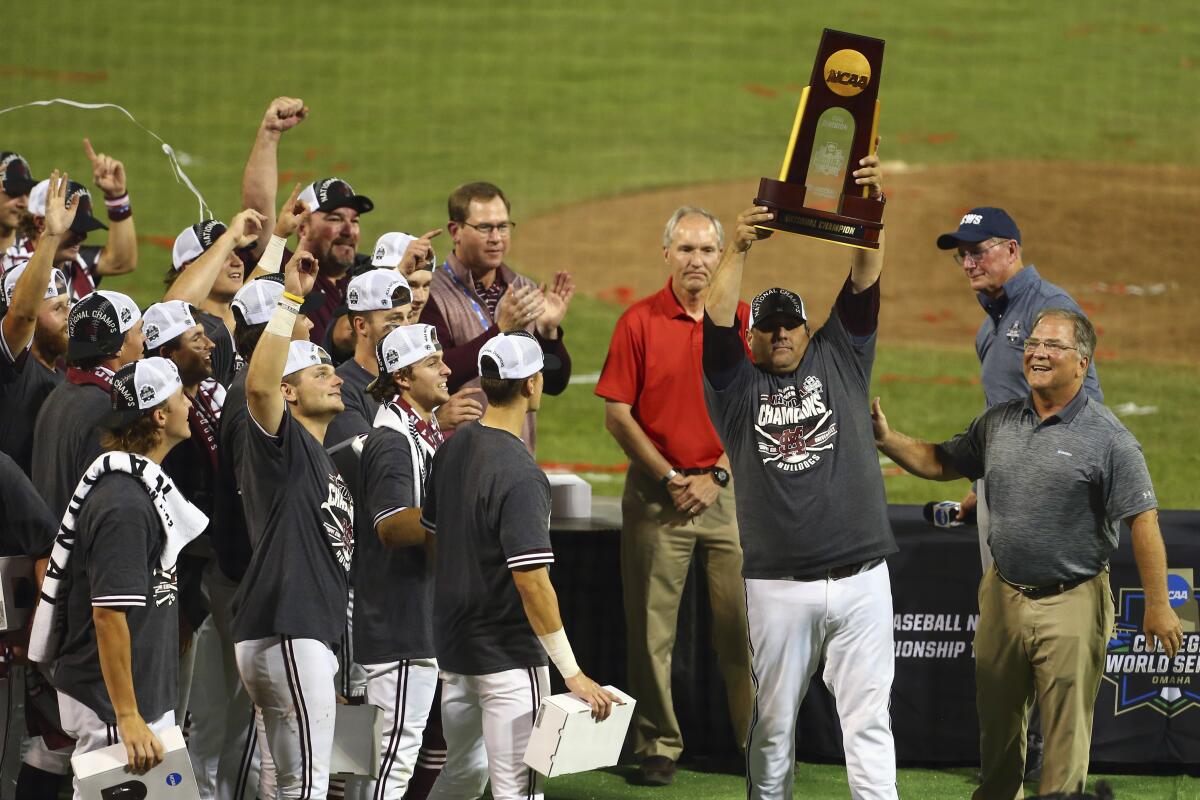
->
[172,220,228,270]
[371,231,436,270]
[346,269,411,312]
[376,324,441,373]
[478,331,560,380]
[232,275,324,327]
[142,301,197,351]
[1,263,67,306]
[282,340,333,379]
[27,179,106,233]
[99,357,183,429]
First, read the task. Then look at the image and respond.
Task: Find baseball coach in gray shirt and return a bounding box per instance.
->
[872,308,1182,800]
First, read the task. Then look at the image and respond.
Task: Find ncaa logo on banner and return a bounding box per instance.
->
[1103,568,1200,717]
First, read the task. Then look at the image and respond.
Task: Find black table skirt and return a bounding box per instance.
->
[550,501,1200,765]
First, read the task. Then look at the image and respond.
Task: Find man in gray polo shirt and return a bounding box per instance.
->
[873,308,1181,799]
[935,206,1105,777]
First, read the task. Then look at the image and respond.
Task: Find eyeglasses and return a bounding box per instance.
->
[952,240,1006,266]
[461,221,516,237]
[1022,338,1078,355]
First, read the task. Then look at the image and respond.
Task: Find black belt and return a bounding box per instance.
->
[785,557,884,582]
[679,467,713,476]
[997,569,1097,599]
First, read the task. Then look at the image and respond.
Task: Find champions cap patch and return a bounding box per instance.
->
[172,219,229,270]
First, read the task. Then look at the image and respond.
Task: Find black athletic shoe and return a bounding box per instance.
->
[638,756,677,786]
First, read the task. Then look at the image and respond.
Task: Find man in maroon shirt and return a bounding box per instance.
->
[419,181,572,453]
[595,206,753,786]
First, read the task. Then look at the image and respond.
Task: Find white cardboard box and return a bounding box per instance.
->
[71,725,199,800]
[0,556,34,633]
[331,703,384,778]
[547,473,592,519]
[523,686,635,777]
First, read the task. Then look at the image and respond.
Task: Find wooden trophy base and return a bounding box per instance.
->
[754,177,883,250]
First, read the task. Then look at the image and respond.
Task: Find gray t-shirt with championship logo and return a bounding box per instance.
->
[703,282,896,579]
[233,409,354,646]
[52,474,179,723]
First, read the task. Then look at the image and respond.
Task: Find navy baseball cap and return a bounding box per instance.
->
[0,152,35,197]
[750,288,807,330]
[936,207,1021,250]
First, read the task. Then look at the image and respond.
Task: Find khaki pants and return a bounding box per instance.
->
[972,566,1115,800]
[621,466,753,761]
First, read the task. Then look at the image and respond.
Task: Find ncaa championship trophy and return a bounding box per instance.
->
[754,29,885,249]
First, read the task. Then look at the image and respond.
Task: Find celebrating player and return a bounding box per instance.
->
[233,249,354,799]
[702,155,899,799]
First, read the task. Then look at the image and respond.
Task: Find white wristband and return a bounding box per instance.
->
[265,299,298,337]
[258,235,288,274]
[537,628,580,679]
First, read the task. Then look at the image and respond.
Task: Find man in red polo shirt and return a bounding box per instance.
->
[595,206,753,786]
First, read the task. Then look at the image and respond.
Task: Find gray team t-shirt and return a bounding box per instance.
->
[0,337,62,476]
[325,358,378,447]
[356,425,435,664]
[212,371,252,581]
[32,377,110,518]
[935,391,1156,586]
[703,306,896,579]
[233,408,354,646]
[52,474,178,723]
[0,451,56,557]
[421,422,553,676]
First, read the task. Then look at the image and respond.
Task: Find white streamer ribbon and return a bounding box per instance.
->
[0,97,211,222]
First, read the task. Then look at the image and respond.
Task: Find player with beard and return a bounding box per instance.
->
[0,171,72,476]
[235,250,355,799]
[18,140,136,300]
[0,173,69,796]
[0,152,37,262]
[241,97,374,343]
[33,288,145,519]
[345,324,449,799]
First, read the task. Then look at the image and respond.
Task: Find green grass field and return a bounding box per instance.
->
[8,1,1200,795]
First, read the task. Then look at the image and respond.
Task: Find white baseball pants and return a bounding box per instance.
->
[745,562,898,800]
[427,666,549,800]
[236,636,337,799]
[58,692,175,800]
[188,565,263,800]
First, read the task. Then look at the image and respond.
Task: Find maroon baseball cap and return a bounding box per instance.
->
[0,152,36,197]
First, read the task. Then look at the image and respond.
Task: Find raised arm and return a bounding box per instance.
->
[86,140,137,277]
[705,206,774,327]
[241,97,308,261]
[2,172,75,357]
[849,150,885,292]
[247,183,309,283]
[1129,509,1183,658]
[871,397,962,481]
[246,249,316,434]
[163,209,264,305]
